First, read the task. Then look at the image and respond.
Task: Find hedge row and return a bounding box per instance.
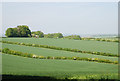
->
[81,38,119,43]
[1,40,118,57]
[0,48,118,64]
[2,48,33,58]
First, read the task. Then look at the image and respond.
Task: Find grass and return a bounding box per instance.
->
[2,54,118,79]
[2,38,118,80]
[2,43,118,61]
[2,38,118,54]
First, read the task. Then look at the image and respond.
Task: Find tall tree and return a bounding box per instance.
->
[5,28,14,37]
[17,25,31,37]
[5,25,31,37]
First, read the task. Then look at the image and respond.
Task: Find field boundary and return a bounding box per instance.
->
[1,40,118,57]
[0,48,118,64]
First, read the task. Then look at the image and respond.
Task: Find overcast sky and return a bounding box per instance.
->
[2,2,118,36]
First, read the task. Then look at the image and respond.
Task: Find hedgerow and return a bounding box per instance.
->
[2,48,33,58]
[0,48,118,64]
[1,40,118,57]
[81,38,119,43]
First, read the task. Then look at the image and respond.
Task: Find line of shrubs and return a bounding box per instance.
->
[0,48,118,64]
[1,40,118,57]
[81,38,119,43]
[2,48,33,58]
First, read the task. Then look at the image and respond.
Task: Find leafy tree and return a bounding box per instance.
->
[31,31,44,38]
[5,28,14,37]
[5,25,31,37]
[44,33,63,38]
[17,25,31,37]
[53,33,63,38]
[12,28,18,37]
[64,35,81,40]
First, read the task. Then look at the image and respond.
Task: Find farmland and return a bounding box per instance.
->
[2,38,118,54]
[2,54,118,79]
[1,38,118,80]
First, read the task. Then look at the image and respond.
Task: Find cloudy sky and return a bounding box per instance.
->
[2,2,118,36]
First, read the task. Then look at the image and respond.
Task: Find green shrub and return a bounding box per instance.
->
[47,56,53,59]
[54,57,62,59]
[61,57,67,60]
[114,61,118,64]
[39,56,46,59]
[2,48,10,53]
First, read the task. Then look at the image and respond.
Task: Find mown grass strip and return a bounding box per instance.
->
[0,48,118,64]
[0,40,118,57]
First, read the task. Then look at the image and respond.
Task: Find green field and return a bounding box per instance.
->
[2,43,118,61]
[2,38,118,54]
[2,38,118,80]
[2,54,118,79]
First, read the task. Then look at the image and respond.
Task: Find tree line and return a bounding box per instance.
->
[5,25,81,39]
[5,25,118,42]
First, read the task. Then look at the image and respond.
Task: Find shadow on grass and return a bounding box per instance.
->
[2,75,119,81]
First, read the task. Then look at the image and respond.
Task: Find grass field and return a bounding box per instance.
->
[2,54,118,79]
[2,38,118,80]
[2,38,118,54]
[2,43,118,61]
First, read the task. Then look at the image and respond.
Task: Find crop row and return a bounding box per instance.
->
[0,48,118,64]
[1,40,118,57]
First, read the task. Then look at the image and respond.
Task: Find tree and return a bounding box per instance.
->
[5,25,31,37]
[5,28,14,37]
[53,33,63,38]
[17,25,31,37]
[44,33,54,38]
[31,31,44,38]
[64,35,81,40]
[12,28,18,37]
[44,33,63,38]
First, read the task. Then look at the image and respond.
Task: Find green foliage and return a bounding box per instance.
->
[5,25,31,37]
[2,48,10,53]
[5,28,14,37]
[2,48,33,58]
[44,33,63,38]
[81,37,119,43]
[17,25,31,37]
[31,31,44,38]
[64,35,81,40]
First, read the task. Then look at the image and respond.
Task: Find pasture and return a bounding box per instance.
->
[1,38,118,80]
[2,38,118,54]
[2,54,118,79]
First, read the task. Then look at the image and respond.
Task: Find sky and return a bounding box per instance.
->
[1,2,118,36]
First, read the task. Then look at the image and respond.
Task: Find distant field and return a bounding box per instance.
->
[2,38,118,54]
[2,54,118,79]
[2,43,118,61]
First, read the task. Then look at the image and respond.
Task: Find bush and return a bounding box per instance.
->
[47,56,53,59]
[54,57,62,59]
[61,57,67,60]
[114,61,118,64]
[2,48,10,53]
[39,56,46,59]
